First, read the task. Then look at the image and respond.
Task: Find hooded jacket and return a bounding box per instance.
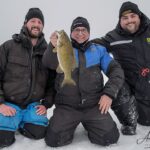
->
[92,12,150,100]
[0,27,55,108]
[42,41,124,108]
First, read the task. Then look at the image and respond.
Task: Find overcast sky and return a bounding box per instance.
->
[0,0,150,44]
[0,1,150,149]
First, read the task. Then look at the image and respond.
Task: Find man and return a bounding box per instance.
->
[0,8,55,148]
[42,17,124,147]
[92,1,150,132]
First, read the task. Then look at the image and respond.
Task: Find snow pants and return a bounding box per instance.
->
[136,100,150,126]
[45,105,119,147]
[0,102,48,148]
[111,82,138,129]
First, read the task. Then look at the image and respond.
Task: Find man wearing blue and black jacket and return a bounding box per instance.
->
[43,17,124,147]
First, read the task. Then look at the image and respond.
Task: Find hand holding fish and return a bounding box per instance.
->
[50,32,58,47]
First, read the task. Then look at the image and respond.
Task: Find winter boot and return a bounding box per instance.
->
[121,125,136,135]
[0,130,15,148]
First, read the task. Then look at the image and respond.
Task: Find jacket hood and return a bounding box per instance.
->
[12,26,47,53]
[116,12,150,36]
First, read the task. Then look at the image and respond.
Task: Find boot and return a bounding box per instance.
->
[0,130,15,148]
[121,125,136,135]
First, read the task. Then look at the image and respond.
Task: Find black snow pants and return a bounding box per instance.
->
[111,82,138,129]
[45,105,119,147]
[136,99,150,126]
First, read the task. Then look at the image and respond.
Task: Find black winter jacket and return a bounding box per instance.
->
[42,41,124,108]
[92,13,150,100]
[0,27,55,108]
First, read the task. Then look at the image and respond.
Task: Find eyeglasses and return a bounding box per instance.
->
[73,28,88,34]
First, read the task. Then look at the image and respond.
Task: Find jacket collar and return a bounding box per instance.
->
[12,26,47,54]
[71,39,91,52]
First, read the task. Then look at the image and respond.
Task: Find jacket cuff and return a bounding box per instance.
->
[103,93,114,100]
[101,91,117,100]
[41,98,54,109]
[0,96,5,103]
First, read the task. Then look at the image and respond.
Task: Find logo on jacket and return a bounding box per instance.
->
[146,38,150,44]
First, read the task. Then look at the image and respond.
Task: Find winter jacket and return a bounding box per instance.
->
[42,41,124,108]
[92,13,150,100]
[0,27,55,108]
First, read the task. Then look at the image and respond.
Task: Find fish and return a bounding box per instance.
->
[53,30,76,87]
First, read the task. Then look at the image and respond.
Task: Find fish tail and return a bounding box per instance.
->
[61,78,76,87]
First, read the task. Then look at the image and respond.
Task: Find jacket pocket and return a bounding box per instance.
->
[8,56,29,66]
[3,56,30,99]
[80,66,104,93]
[6,56,29,77]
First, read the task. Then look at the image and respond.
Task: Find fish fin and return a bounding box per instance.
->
[61,78,76,87]
[53,48,57,53]
[56,65,63,73]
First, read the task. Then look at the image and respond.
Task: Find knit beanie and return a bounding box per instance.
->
[119,1,141,18]
[24,8,44,25]
[71,17,90,33]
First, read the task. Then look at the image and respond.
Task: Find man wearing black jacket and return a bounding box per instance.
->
[0,8,55,148]
[43,17,124,147]
[92,1,150,134]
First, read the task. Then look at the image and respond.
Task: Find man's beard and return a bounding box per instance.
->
[28,27,42,38]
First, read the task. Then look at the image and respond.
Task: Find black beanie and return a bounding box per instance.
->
[119,1,141,18]
[24,8,44,25]
[71,17,90,33]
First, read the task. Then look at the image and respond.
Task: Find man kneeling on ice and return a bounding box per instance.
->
[42,16,124,147]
